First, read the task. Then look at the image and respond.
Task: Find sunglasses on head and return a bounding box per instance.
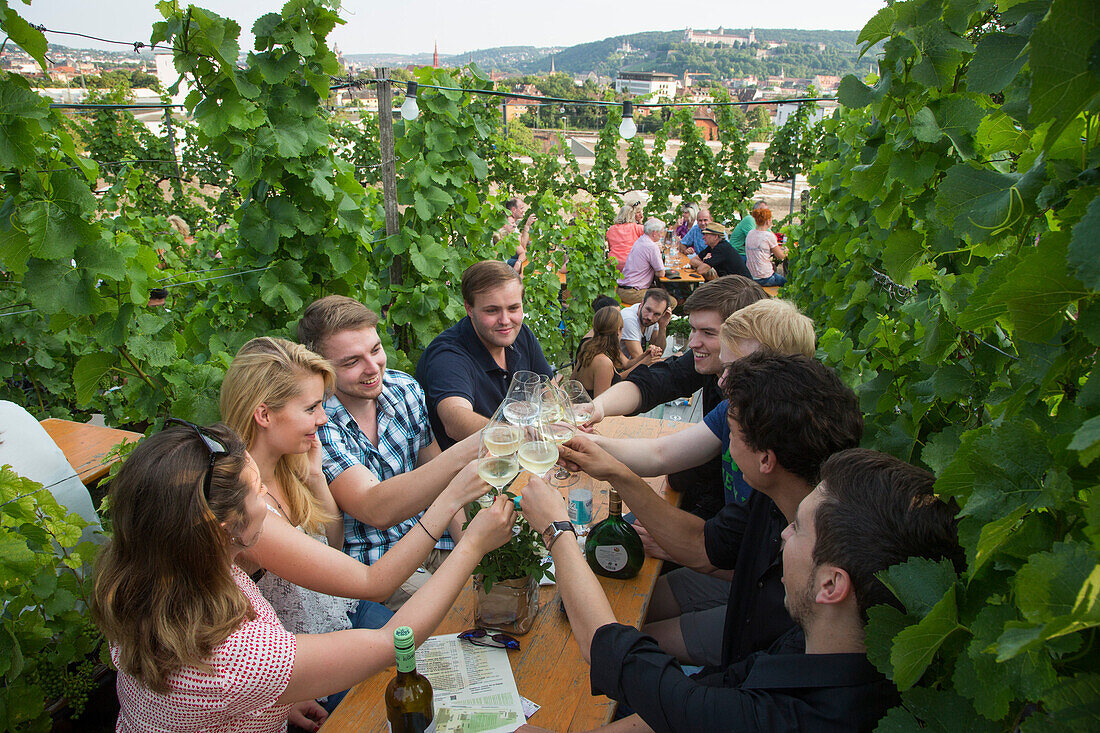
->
[164,418,230,501]
[458,628,519,650]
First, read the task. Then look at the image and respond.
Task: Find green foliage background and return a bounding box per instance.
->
[790,0,1100,729]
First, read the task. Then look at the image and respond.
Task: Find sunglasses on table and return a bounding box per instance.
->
[458,628,520,651]
[163,417,230,501]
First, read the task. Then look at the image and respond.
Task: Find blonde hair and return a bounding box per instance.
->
[721,299,816,358]
[220,337,336,533]
[92,424,254,694]
[613,200,642,225]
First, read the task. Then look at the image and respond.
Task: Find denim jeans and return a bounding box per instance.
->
[754,272,786,287]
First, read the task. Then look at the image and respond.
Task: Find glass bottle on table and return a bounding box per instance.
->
[384,626,434,733]
[584,489,644,579]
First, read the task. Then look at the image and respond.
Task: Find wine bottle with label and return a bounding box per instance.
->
[584,489,644,579]
[385,626,435,733]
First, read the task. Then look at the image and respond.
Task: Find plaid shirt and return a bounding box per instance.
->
[317,369,452,565]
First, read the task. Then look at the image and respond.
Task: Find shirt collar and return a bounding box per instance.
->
[741,651,882,690]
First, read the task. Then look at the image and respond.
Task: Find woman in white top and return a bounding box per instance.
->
[744,206,788,287]
[219,337,489,712]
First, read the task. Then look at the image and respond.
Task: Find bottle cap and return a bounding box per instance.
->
[394,625,415,650]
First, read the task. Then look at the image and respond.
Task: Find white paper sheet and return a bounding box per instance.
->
[415,633,526,733]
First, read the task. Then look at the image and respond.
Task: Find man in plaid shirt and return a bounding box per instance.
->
[298,295,479,629]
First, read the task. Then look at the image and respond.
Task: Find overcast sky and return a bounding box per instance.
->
[21,0,886,56]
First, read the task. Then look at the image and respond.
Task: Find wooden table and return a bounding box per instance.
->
[322,415,686,732]
[39,418,142,486]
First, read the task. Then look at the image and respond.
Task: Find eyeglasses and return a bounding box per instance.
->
[458,628,519,650]
[164,418,229,501]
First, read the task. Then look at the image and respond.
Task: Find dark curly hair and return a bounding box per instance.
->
[721,352,862,485]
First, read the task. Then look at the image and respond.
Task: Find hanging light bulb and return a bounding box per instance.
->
[619,100,636,140]
[400,81,419,121]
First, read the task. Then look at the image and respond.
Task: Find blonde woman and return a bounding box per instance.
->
[606,200,646,269]
[93,422,514,732]
[219,338,491,707]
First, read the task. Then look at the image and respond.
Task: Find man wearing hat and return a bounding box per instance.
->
[688,222,752,280]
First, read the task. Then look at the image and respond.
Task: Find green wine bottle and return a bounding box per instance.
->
[584,489,644,579]
[384,626,435,733]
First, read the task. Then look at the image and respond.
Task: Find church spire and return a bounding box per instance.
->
[550,54,555,74]
[433,41,439,68]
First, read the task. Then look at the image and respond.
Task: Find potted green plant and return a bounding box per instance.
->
[466,492,550,635]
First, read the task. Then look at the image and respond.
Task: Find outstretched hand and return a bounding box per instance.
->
[463,495,517,555]
[577,400,605,433]
[441,459,490,509]
[558,434,626,483]
[517,475,569,535]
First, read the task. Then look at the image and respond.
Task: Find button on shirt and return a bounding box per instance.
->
[591,624,896,732]
[415,317,554,450]
[317,370,452,565]
[704,490,793,667]
[618,234,665,289]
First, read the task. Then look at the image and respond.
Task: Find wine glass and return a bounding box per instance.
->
[502,371,542,427]
[475,411,521,512]
[516,388,563,480]
[560,379,595,428]
[538,384,579,488]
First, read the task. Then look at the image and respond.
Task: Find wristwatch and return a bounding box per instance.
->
[541,520,577,551]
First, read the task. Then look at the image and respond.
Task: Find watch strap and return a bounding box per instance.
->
[542,520,576,551]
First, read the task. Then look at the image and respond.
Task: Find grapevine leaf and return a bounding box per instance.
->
[971,505,1029,577]
[1029,0,1100,145]
[865,603,914,678]
[838,75,875,108]
[989,232,1086,341]
[935,164,1021,242]
[73,352,116,407]
[1068,415,1100,466]
[968,32,1028,95]
[878,557,958,617]
[890,586,963,689]
[1067,195,1100,289]
[858,4,897,48]
[1041,674,1100,728]
[1015,541,1096,624]
[0,0,48,70]
[910,106,941,142]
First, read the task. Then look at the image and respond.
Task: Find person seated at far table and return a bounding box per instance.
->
[416,260,554,449]
[586,276,769,519]
[745,205,788,287]
[606,200,646,270]
[92,422,516,733]
[573,306,656,398]
[673,202,698,241]
[587,299,816,668]
[728,201,768,258]
[498,197,531,274]
[686,222,752,281]
[678,206,716,256]
[617,218,670,306]
[516,446,961,733]
[620,288,673,362]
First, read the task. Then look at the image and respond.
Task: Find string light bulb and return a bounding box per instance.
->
[400,81,419,121]
[619,101,636,140]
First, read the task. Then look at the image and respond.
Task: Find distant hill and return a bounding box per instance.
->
[347,28,869,81]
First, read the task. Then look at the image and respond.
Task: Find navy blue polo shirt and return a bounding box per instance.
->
[415,316,554,449]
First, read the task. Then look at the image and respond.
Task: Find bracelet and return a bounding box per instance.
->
[417,518,439,543]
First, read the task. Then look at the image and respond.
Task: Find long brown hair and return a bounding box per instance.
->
[220,336,335,532]
[576,306,624,370]
[91,424,254,694]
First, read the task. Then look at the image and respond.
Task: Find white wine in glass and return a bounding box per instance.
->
[502,400,539,426]
[478,453,520,490]
[518,440,559,475]
[546,422,576,445]
[483,424,522,456]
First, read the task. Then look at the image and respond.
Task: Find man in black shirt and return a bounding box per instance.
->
[517,440,962,733]
[687,222,753,280]
[586,276,768,518]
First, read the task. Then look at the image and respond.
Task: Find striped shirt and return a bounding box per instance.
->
[317,369,452,565]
